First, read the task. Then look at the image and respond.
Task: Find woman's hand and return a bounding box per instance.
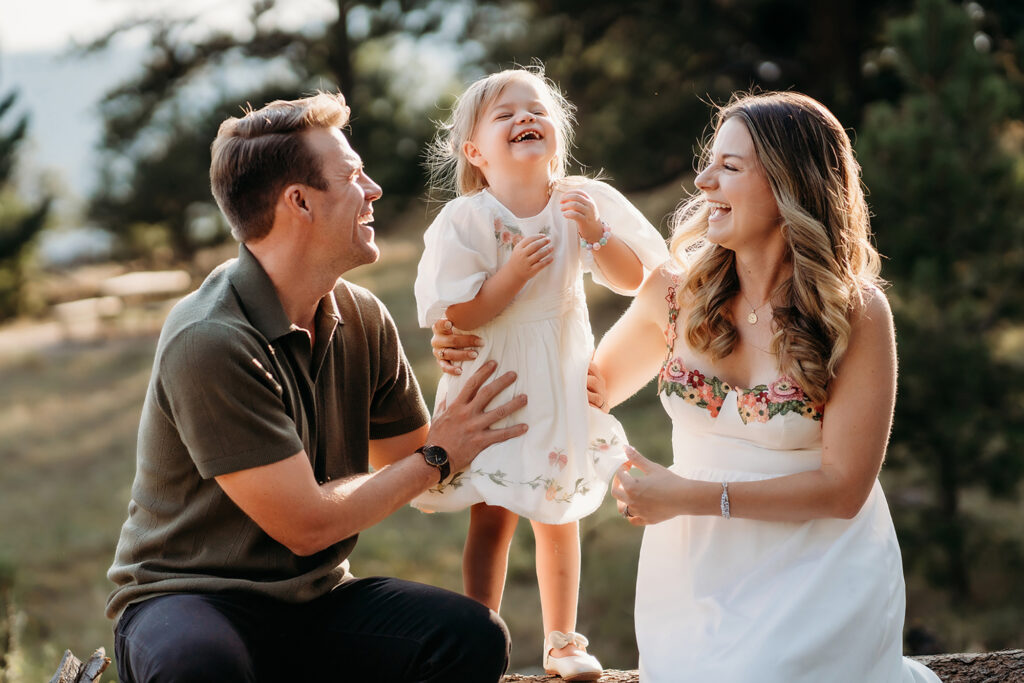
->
[430,318,482,376]
[586,360,609,412]
[611,446,688,526]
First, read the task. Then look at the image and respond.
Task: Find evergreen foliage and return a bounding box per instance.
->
[0,85,50,321]
[83,0,508,260]
[858,0,1024,634]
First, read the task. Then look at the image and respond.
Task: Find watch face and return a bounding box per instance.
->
[423,445,448,466]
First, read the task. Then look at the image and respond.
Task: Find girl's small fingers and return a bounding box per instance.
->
[524,238,551,255]
[529,247,554,264]
[534,253,554,267]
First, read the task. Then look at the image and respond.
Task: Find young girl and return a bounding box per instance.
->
[412,67,668,680]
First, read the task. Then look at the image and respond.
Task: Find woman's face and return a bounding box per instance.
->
[694,117,782,252]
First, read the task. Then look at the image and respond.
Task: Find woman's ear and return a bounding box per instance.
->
[462,140,486,169]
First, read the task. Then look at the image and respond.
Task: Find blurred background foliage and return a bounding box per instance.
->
[1,0,1024,679]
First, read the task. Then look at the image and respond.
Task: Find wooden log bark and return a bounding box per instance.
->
[912,649,1024,682]
[501,650,1024,682]
[48,648,110,683]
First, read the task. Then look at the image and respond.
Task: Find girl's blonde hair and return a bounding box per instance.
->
[426,66,577,197]
[670,91,882,405]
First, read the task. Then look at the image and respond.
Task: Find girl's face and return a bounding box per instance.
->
[463,78,558,182]
[694,117,782,252]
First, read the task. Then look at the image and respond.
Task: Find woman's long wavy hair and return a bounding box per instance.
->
[425,65,577,198]
[670,92,881,405]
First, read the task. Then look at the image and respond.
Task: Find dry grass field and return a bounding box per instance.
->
[0,235,669,680]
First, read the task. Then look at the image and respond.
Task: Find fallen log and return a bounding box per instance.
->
[501,650,1024,682]
[48,648,110,683]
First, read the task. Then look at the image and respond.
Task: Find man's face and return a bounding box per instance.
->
[303,127,383,272]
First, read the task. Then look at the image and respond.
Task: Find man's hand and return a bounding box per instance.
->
[431,319,482,375]
[426,360,527,472]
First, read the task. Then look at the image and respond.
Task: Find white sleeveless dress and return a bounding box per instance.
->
[634,275,940,682]
[412,179,669,524]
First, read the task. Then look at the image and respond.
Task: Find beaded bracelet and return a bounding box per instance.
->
[720,482,731,519]
[579,221,611,252]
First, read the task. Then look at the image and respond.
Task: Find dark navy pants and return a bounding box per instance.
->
[114,576,510,683]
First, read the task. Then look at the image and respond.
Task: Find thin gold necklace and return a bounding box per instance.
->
[739,290,770,325]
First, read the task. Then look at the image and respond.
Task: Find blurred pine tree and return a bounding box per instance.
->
[858,0,1024,630]
[0,85,51,321]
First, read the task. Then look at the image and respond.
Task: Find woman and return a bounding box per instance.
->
[594,91,939,682]
[433,91,938,682]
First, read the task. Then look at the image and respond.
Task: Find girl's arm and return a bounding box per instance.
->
[593,266,674,407]
[562,190,644,292]
[612,287,898,524]
[446,233,553,331]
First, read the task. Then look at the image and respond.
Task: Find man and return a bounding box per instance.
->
[107,92,528,683]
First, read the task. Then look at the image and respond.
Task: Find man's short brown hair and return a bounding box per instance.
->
[210,92,351,242]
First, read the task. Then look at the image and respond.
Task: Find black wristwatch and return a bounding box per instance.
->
[417,445,450,484]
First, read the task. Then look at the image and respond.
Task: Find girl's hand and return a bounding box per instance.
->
[507,233,553,282]
[560,190,604,242]
[611,446,688,526]
[431,318,482,375]
[586,360,609,412]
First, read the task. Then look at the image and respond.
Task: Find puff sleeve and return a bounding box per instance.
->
[579,179,670,296]
[414,196,500,327]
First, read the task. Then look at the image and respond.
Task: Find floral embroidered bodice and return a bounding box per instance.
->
[658,275,824,425]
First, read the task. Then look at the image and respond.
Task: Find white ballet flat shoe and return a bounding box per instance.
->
[543,630,603,681]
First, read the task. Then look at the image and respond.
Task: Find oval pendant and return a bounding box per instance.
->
[747,311,758,325]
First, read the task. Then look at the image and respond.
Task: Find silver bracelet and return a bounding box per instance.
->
[720,482,731,519]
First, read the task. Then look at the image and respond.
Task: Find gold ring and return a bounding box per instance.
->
[623,506,632,518]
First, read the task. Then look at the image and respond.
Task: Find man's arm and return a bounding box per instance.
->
[368,424,431,471]
[216,361,526,556]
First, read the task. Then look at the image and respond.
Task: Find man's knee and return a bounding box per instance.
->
[115,596,258,683]
[437,598,510,680]
[471,607,512,668]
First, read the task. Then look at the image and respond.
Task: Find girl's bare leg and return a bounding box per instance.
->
[531,519,587,657]
[463,502,519,611]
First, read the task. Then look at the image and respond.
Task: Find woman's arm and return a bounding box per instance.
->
[593,266,674,408]
[613,288,898,524]
[446,234,553,330]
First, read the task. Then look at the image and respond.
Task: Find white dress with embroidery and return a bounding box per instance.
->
[634,275,941,683]
[412,179,669,524]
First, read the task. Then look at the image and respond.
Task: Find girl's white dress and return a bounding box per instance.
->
[412,179,669,524]
[634,274,941,682]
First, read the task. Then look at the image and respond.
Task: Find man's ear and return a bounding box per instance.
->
[462,140,486,169]
[281,184,313,220]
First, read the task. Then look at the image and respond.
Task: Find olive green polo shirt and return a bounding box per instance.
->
[106,244,429,622]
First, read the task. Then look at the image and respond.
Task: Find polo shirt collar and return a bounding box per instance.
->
[229,243,343,342]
